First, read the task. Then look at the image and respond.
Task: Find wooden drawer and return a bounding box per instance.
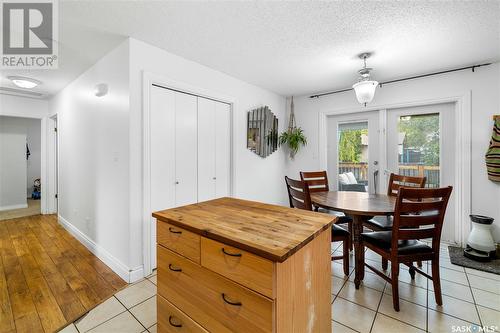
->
[158,295,207,333]
[157,221,200,263]
[157,246,273,333]
[200,237,274,298]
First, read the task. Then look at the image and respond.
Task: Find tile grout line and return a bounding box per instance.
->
[368,280,385,333]
[114,296,148,331]
[465,269,484,327]
[332,319,362,333]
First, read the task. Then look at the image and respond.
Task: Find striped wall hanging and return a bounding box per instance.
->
[486,115,500,182]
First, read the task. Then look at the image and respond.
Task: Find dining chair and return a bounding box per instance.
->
[363,173,426,269]
[300,171,353,250]
[285,176,351,275]
[360,186,453,311]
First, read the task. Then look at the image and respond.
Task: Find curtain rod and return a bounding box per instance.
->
[309,62,492,99]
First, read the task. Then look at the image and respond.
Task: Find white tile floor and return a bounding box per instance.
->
[58,243,500,333]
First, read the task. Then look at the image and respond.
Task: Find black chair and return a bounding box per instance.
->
[300,171,353,251]
[285,176,350,275]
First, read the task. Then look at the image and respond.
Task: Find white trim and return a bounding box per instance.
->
[58,215,141,282]
[141,71,236,277]
[0,203,28,211]
[318,92,472,246]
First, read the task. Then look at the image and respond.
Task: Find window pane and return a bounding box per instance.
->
[337,122,368,192]
[397,113,440,188]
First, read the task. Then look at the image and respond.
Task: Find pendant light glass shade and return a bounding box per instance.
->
[352,80,378,104]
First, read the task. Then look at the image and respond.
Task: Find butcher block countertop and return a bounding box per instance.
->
[152,197,336,262]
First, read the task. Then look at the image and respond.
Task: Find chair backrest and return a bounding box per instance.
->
[392,186,453,254]
[285,176,313,211]
[300,171,329,193]
[387,173,426,196]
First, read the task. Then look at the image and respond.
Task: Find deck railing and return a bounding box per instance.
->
[338,162,440,188]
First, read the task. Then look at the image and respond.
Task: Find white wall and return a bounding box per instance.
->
[128,38,287,271]
[49,40,131,280]
[287,63,500,241]
[0,94,49,119]
[0,116,41,197]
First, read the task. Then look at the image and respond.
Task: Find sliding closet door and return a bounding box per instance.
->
[215,102,231,198]
[150,86,176,212]
[174,92,198,206]
[197,97,217,201]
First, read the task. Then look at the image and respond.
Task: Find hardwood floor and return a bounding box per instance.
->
[0,214,127,333]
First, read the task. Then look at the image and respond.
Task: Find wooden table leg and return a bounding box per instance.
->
[352,215,365,289]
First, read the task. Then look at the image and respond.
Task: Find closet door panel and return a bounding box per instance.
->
[197,97,216,202]
[150,86,176,268]
[175,92,198,206]
[215,102,231,198]
[150,86,176,212]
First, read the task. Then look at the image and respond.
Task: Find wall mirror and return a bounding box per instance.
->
[247,106,278,158]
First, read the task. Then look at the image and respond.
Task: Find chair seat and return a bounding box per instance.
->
[361,231,432,255]
[332,224,349,238]
[365,215,393,230]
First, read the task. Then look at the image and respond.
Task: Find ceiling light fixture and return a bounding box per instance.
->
[8,76,41,89]
[352,53,378,106]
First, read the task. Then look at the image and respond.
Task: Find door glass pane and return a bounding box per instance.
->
[337,122,368,192]
[397,113,440,188]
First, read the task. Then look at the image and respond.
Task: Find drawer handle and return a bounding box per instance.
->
[168,315,182,328]
[222,248,242,257]
[168,264,182,272]
[222,293,242,306]
[169,227,182,234]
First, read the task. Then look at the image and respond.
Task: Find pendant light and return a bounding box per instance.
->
[352,53,378,106]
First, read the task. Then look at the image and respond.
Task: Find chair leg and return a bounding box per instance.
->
[382,258,388,270]
[417,260,423,268]
[342,237,350,276]
[348,221,353,251]
[409,264,416,279]
[391,262,400,312]
[431,260,443,305]
[314,205,319,212]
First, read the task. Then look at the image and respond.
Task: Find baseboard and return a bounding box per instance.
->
[57,215,143,283]
[0,203,28,211]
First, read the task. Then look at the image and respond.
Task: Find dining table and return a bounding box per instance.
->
[310,191,396,289]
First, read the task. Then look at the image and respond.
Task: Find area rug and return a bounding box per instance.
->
[448,246,500,275]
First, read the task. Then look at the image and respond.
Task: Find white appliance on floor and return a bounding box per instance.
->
[464,215,496,261]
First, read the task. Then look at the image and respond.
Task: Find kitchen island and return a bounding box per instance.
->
[153,197,335,333]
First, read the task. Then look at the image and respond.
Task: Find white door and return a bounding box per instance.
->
[327,111,381,193]
[174,92,198,206]
[198,97,217,201]
[198,97,231,201]
[215,102,231,198]
[386,103,456,243]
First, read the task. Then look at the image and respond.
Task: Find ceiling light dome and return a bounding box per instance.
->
[352,53,378,105]
[8,76,41,89]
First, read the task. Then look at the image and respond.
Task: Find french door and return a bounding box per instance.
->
[386,103,456,243]
[326,102,457,243]
[327,111,381,194]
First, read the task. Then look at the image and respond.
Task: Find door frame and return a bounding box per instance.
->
[318,92,472,246]
[142,71,236,276]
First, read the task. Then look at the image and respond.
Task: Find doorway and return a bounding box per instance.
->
[0,116,42,220]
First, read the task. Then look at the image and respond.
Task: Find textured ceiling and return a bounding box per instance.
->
[1,1,499,97]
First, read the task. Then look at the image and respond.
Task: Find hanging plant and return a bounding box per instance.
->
[279,96,307,159]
